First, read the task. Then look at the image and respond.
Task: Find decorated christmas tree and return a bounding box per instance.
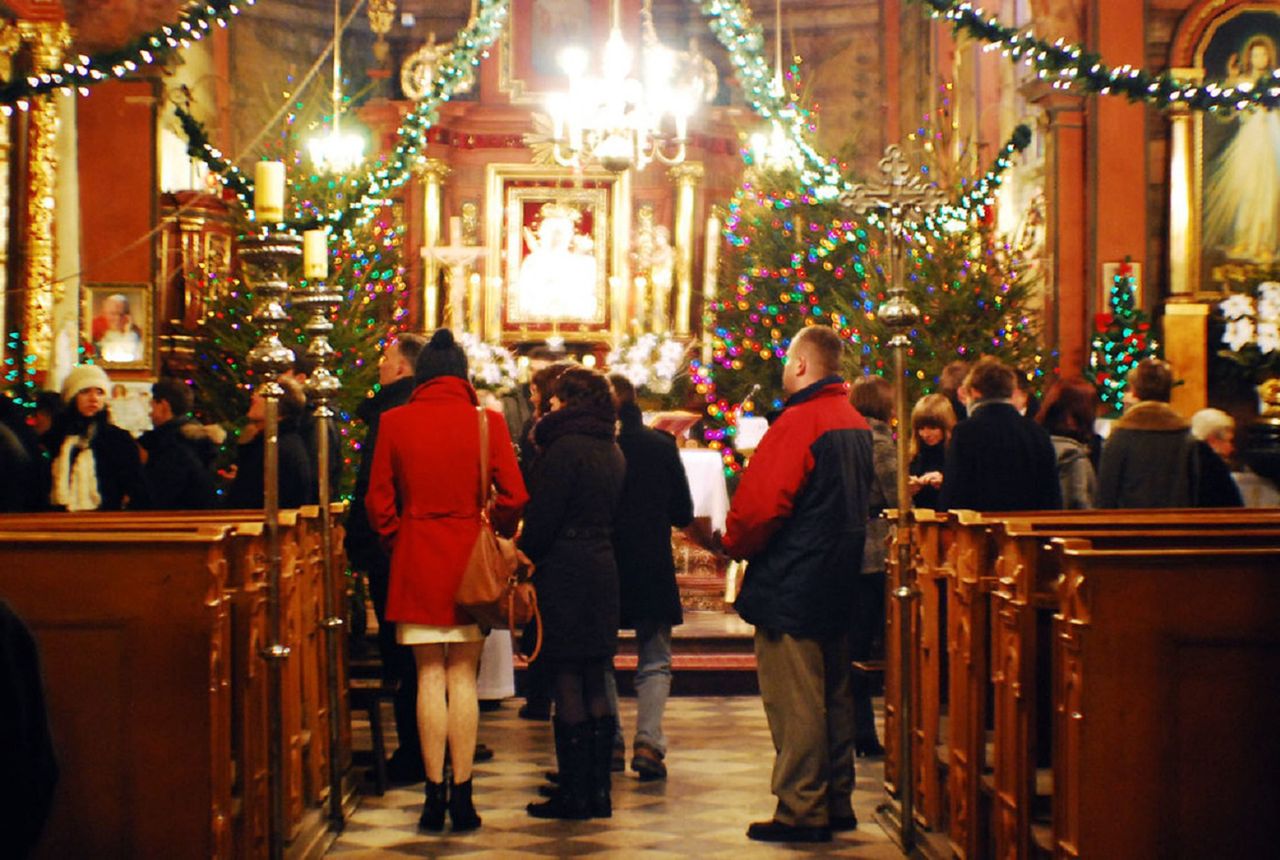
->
[1085,260,1159,416]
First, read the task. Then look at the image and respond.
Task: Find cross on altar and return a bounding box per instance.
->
[422,216,486,333]
[839,143,948,854]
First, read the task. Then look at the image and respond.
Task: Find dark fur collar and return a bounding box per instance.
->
[1114,400,1188,432]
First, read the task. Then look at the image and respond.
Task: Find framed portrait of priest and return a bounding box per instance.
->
[484,164,632,343]
[1195,7,1280,292]
[82,283,154,371]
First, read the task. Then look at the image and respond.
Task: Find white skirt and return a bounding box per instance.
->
[396,622,485,645]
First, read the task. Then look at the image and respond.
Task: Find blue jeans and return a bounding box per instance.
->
[606,620,674,754]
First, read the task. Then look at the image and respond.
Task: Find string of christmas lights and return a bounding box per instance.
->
[0,1,255,112]
[1085,260,1159,416]
[912,0,1280,113]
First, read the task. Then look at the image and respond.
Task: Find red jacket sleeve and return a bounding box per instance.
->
[486,409,529,537]
[722,415,815,560]
[364,417,400,551]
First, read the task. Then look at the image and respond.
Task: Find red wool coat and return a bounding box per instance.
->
[365,376,529,626]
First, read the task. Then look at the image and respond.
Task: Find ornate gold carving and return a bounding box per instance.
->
[0,24,22,82]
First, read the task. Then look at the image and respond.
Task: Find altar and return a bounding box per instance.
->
[674,447,732,611]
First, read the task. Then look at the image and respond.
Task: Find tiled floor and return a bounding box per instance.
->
[329,695,902,858]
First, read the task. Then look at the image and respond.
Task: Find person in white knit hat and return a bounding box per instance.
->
[44,364,149,511]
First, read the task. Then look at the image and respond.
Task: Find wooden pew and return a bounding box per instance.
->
[0,527,236,859]
[986,515,1280,860]
[1050,538,1280,859]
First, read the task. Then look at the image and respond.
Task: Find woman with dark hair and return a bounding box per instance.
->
[521,367,626,820]
[366,329,529,833]
[225,376,314,509]
[45,364,149,511]
[1036,378,1099,509]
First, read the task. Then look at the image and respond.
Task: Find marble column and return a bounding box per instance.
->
[669,162,704,337]
[420,158,449,331]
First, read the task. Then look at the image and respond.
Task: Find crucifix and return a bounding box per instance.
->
[422,216,486,334]
[839,144,947,854]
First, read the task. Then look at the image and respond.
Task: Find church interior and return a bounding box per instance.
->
[1,0,1278,857]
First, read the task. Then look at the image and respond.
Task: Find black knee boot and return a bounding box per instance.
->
[418,779,447,832]
[538,716,569,797]
[589,715,616,818]
[447,777,482,832]
[527,721,591,819]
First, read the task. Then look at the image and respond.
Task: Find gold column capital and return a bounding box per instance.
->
[16,20,71,70]
[418,157,451,182]
[0,24,22,83]
[668,162,705,186]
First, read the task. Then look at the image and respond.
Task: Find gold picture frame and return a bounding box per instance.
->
[82,282,154,372]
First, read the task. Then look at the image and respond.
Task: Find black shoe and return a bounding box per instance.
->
[630,742,667,781]
[418,780,447,833]
[386,750,426,785]
[746,820,832,843]
[447,777,482,832]
[479,699,503,713]
[854,738,885,758]
[829,813,859,832]
[518,701,552,721]
[474,742,495,763]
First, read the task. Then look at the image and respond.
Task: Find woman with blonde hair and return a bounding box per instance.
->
[908,393,957,509]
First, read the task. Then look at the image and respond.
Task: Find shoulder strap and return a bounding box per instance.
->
[476,407,490,510]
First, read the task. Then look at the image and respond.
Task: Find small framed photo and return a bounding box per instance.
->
[83,283,153,371]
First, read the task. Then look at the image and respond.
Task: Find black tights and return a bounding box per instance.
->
[550,658,612,726]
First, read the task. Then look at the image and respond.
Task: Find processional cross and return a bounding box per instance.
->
[838,144,948,854]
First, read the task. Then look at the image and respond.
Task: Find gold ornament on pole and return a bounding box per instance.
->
[839,144,947,855]
[367,0,396,65]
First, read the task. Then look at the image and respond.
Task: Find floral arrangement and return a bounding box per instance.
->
[1219,282,1280,381]
[607,333,689,395]
[458,333,519,392]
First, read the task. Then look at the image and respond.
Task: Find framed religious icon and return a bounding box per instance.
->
[499,0,640,104]
[484,164,633,343]
[82,283,154,371]
[1195,6,1280,292]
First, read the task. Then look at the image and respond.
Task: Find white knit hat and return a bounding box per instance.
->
[61,364,113,403]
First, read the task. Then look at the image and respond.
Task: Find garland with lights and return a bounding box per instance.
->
[0,0,255,111]
[912,0,1280,113]
[1085,260,1159,417]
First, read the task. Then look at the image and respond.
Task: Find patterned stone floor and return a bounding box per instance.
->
[329,695,902,858]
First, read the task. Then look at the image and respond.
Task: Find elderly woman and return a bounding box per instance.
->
[522,367,626,820]
[45,364,148,511]
[366,329,528,833]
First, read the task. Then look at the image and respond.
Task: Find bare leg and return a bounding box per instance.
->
[445,640,484,783]
[413,644,448,783]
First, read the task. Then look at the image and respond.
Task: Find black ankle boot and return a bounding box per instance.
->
[527,721,591,820]
[589,715,617,818]
[447,777,482,832]
[418,779,447,832]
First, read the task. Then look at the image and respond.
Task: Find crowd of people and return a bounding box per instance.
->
[0,324,1267,846]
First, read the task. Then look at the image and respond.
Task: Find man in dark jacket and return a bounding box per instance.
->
[138,378,219,510]
[606,373,694,781]
[724,325,875,844]
[940,357,1062,511]
[344,333,426,782]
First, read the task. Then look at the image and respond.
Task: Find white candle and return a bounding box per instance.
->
[703,215,721,300]
[254,161,286,222]
[450,215,464,245]
[303,229,328,280]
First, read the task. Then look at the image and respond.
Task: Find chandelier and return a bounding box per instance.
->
[748,0,803,173]
[546,0,701,173]
[308,0,366,174]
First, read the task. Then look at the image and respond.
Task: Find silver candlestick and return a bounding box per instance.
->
[238,228,302,860]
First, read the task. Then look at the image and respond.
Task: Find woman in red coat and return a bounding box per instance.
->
[366,329,528,832]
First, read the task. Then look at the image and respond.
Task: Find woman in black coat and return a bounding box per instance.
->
[520,367,626,820]
[225,377,315,509]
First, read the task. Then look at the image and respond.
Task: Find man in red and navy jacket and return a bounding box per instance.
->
[724,325,875,844]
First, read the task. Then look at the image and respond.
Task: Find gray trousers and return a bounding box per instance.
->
[754,628,856,827]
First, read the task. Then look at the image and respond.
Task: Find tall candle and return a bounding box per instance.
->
[254,161,286,222]
[703,215,721,300]
[303,229,328,280]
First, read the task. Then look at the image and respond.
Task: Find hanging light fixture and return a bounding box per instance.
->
[546,0,698,173]
[748,0,803,173]
[308,0,366,174]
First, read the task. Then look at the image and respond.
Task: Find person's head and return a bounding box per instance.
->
[247,377,306,425]
[1244,35,1277,75]
[531,360,575,416]
[1128,358,1174,403]
[61,364,113,419]
[34,391,64,435]
[851,374,893,423]
[151,377,195,427]
[607,372,637,411]
[1037,377,1098,443]
[281,354,319,384]
[964,356,1017,401]
[378,332,426,386]
[414,328,469,386]
[102,294,130,330]
[911,393,957,456]
[782,325,844,395]
[552,367,616,422]
[1191,408,1236,459]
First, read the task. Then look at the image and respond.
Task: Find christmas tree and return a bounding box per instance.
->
[1085,260,1158,417]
